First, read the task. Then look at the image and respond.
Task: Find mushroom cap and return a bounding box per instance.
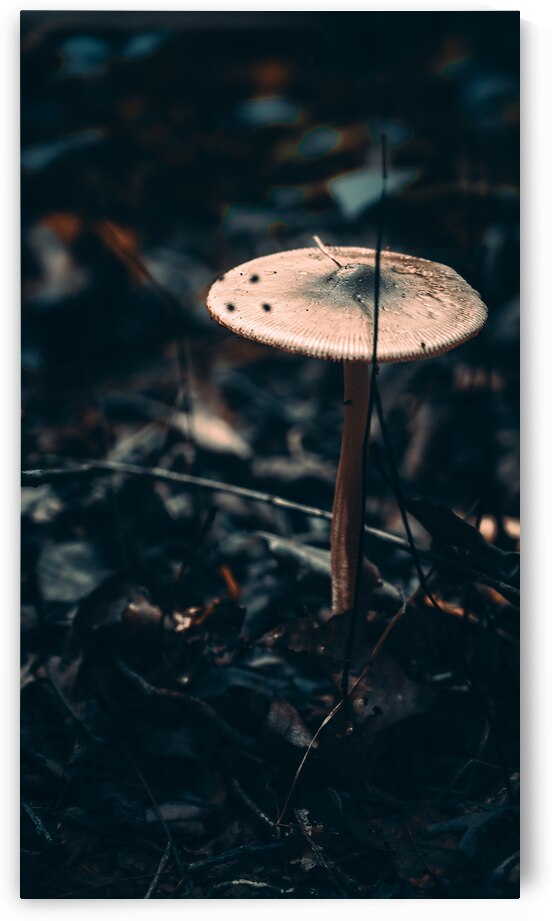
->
[206,246,487,363]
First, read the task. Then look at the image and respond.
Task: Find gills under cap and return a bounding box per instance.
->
[206,246,488,363]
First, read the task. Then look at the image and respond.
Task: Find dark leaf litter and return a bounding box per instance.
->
[21,11,519,898]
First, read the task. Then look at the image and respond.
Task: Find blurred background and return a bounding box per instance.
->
[21,10,520,509]
[21,11,520,899]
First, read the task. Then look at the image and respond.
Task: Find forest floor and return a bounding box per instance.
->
[21,12,519,898]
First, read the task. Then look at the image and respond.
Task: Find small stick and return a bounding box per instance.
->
[294,808,348,897]
[22,801,53,846]
[20,461,518,601]
[277,596,407,824]
[185,842,285,874]
[144,841,171,899]
[230,778,277,831]
[313,235,343,269]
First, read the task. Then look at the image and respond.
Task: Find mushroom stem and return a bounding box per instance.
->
[331,361,371,615]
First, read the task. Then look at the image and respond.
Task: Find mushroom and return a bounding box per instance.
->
[206,244,487,617]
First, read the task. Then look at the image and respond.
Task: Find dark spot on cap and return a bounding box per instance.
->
[218,274,226,282]
[262,303,271,312]
[226,303,236,312]
[420,341,426,349]
[250,274,260,283]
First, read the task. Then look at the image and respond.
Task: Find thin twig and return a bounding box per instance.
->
[373,383,515,805]
[144,841,171,899]
[22,801,54,846]
[277,595,407,824]
[294,808,349,897]
[110,657,250,747]
[21,461,518,601]
[185,842,285,873]
[230,778,277,832]
[206,878,294,897]
[313,235,344,269]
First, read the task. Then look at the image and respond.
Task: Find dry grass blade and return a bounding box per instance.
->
[144,841,171,899]
[277,596,407,824]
